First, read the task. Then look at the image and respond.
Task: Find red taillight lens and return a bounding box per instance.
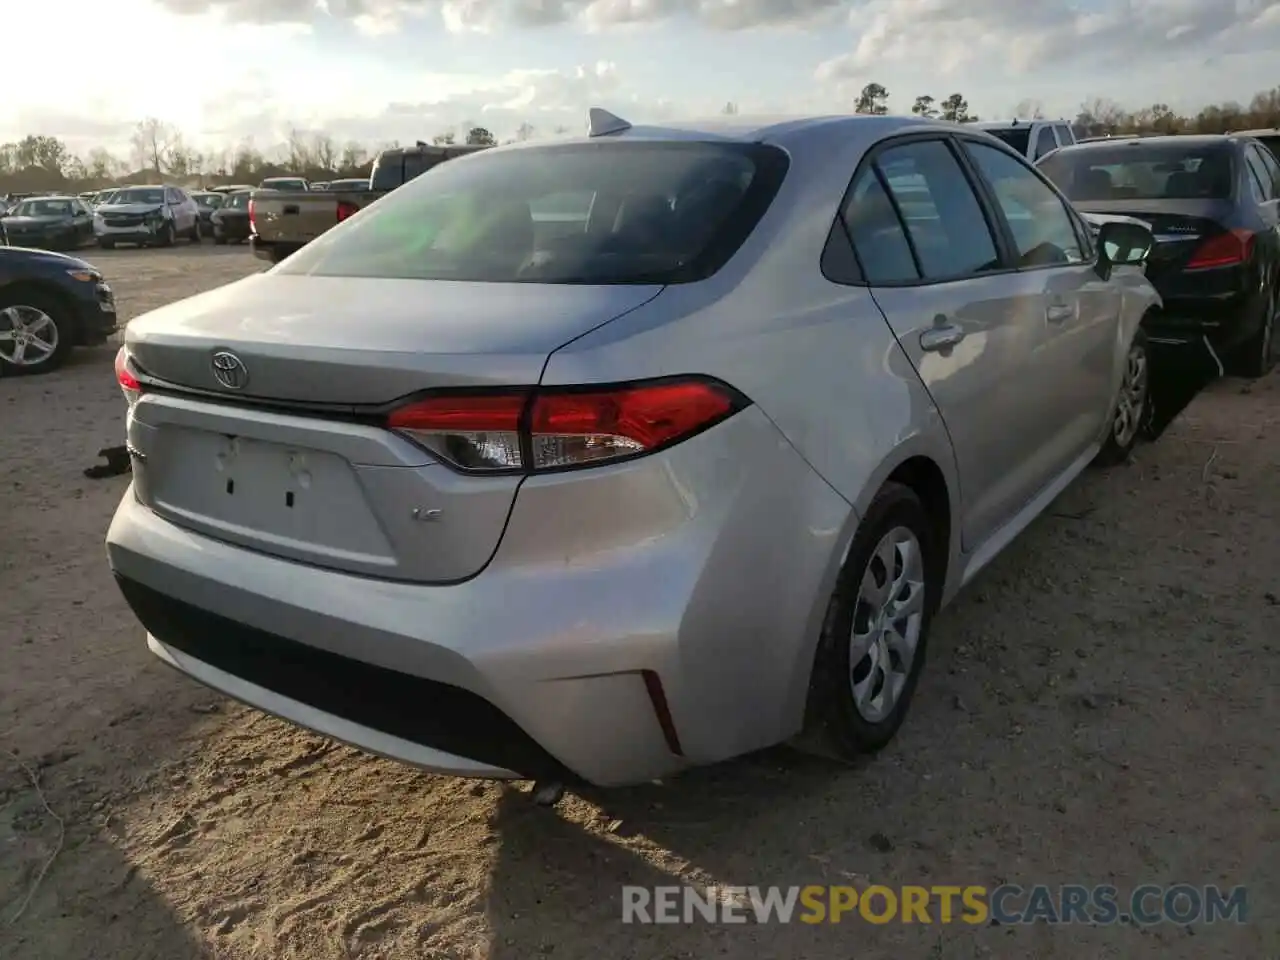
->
[385,377,746,473]
[247,197,255,227]
[1185,229,1253,269]
[114,345,141,407]
[336,200,358,222]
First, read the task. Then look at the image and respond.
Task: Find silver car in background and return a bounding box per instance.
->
[107,111,1159,789]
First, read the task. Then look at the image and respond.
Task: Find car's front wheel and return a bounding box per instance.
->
[806,482,939,758]
[0,290,74,375]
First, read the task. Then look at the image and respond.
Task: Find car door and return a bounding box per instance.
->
[73,200,93,240]
[958,137,1120,477]
[838,135,1073,550]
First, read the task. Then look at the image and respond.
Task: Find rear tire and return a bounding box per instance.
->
[97,238,115,250]
[189,223,202,243]
[1230,286,1277,379]
[805,482,940,758]
[1095,328,1151,467]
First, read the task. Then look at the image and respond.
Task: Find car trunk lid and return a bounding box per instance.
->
[124,274,662,582]
[1072,199,1233,286]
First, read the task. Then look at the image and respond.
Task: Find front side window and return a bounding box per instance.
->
[870,139,1001,280]
[963,141,1084,267]
[279,141,788,285]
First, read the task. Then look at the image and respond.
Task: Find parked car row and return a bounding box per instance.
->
[104,110,1190,797]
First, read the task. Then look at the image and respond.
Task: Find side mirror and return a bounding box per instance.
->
[1097,220,1153,266]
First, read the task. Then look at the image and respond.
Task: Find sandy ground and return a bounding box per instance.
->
[1,245,1277,959]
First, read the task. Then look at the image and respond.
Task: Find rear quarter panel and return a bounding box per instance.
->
[536,126,964,745]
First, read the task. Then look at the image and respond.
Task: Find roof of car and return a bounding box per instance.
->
[1054,134,1237,151]
[970,119,1071,129]
[18,195,75,201]
[1233,128,1280,137]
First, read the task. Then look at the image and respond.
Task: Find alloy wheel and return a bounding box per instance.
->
[0,305,59,368]
[849,526,926,723]
[1112,341,1148,448]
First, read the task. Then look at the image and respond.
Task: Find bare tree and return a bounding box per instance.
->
[432,131,456,145]
[338,141,368,172]
[285,128,314,171]
[515,121,536,141]
[131,117,176,174]
[721,101,739,115]
[311,133,338,172]
[1013,98,1045,120]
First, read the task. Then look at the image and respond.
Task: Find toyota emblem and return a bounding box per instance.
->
[211,350,248,390]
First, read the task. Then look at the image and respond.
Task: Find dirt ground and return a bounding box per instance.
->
[1,245,1277,959]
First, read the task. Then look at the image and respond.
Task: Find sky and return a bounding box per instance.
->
[2,0,1279,161]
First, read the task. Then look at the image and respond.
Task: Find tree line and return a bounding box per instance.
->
[5,84,1280,194]
[0,117,538,193]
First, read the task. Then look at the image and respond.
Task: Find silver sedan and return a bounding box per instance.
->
[106,109,1159,789]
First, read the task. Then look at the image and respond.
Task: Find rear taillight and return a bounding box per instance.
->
[1185,229,1254,270]
[385,377,747,473]
[336,200,358,222]
[247,197,255,227]
[114,345,141,408]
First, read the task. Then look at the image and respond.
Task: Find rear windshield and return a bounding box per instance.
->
[262,179,306,190]
[1039,144,1236,201]
[225,192,250,210]
[371,154,445,190]
[985,128,1031,155]
[278,141,789,285]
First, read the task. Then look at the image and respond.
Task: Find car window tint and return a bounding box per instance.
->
[1032,127,1058,160]
[963,141,1085,267]
[839,170,918,283]
[873,140,1001,280]
[1244,146,1274,200]
[1256,141,1280,194]
[278,141,788,285]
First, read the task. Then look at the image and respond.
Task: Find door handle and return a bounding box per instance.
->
[919,320,965,352]
[1046,302,1075,323]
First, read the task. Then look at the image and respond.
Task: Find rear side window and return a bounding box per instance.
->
[838,172,918,283]
[872,140,1000,280]
[279,142,789,285]
[1244,146,1274,201]
[1032,127,1058,161]
[963,142,1084,267]
[1255,141,1280,194]
[1053,124,1072,147]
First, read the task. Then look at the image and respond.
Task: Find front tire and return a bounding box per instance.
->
[1095,328,1150,467]
[0,289,74,375]
[806,482,939,758]
[158,222,175,247]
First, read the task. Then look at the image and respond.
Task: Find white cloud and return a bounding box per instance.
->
[816,0,1280,83]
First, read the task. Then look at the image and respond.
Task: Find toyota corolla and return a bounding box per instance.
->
[106,110,1159,790]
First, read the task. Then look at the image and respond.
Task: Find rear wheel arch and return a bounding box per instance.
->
[884,456,952,595]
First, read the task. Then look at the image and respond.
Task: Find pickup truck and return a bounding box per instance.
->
[969,119,1079,163]
[249,143,489,263]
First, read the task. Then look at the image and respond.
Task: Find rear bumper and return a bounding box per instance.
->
[1142,288,1261,348]
[105,406,852,787]
[250,236,303,263]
